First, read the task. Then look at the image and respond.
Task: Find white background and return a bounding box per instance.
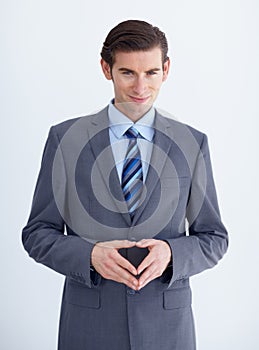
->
[1,0,259,349]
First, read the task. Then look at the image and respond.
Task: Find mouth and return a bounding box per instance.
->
[129,95,151,104]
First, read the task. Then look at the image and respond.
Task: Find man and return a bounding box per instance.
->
[22,20,228,350]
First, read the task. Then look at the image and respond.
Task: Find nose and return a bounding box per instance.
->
[132,77,147,96]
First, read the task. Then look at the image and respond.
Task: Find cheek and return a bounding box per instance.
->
[114,78,130,92]
[150,81,163,92]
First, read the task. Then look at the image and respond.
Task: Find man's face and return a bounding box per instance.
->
[101,47,170,121]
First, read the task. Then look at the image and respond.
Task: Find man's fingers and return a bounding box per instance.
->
[97,240,136,249]
[137,254,154,275]
[114,251,138,275]
[94,239,138,275]
[91,241,139,289]
[91,239,172,290]
[104,263,138,289]
[137,263,158,289]
[111,263,139,289]
[135,240,172,289]
[93,258,138,290]
[135,239,154,248]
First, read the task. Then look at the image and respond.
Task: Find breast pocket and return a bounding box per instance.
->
[65,279,100,309]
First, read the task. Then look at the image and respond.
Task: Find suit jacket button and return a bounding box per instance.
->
[127,288,135,295]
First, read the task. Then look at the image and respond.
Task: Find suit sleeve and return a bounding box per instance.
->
[22,126,96,287]
[166,133,228,287]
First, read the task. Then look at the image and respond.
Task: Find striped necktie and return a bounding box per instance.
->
[122,127,143,219]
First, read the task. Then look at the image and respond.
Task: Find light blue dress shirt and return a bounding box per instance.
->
[108,101,155,184]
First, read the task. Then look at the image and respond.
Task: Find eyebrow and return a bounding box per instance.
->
[118,68,161,73]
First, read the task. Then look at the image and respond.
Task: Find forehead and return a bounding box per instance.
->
[113,47,163,70]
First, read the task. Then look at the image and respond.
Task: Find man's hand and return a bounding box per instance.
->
[135,239,172,290]
[91,240,139,290]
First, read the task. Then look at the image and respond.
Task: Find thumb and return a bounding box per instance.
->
[113,240,137,249]
[136,239,154,248]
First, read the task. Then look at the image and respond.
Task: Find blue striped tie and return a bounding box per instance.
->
[122,127,143,219]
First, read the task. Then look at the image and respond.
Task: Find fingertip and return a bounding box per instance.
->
[132,279,138,286]
[137,265,144,274]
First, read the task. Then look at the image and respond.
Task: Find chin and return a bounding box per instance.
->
[115,100,153,120]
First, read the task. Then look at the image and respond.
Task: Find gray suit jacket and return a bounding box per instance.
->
[22,106,228,350]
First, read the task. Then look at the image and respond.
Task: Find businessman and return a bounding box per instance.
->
[22,20,228,350]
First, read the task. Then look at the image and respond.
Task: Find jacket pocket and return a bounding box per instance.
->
[65,279,100,309]
[163,287,192,310]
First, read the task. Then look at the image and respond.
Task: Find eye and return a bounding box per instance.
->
[122,71,133,76]
[147,70,158,76]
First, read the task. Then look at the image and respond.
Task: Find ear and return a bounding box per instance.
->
[100,58,112,80]
[162,57,170,82]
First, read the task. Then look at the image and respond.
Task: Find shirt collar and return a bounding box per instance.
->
[108,100,155,141]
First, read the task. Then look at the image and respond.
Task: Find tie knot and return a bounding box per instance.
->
[125,127,139,139]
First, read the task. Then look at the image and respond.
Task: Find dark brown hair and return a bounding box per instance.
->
[101,20,169,69]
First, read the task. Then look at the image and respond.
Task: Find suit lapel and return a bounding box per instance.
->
[86,107,173,227]
[87,107,131,226]
[132,112,172,225]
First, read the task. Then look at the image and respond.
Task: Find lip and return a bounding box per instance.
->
[129,95,150,103]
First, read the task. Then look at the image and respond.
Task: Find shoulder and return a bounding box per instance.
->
[155,108,207,146]
[48,106,108,140]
